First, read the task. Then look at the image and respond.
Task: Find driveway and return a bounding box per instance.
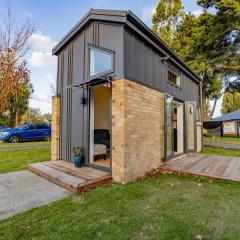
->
[0,170,69,220]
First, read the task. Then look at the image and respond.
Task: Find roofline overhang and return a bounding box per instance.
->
[52,9,202,83]
[52,9,127,55]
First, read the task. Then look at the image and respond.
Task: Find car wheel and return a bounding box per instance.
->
[44,135,51,142]
[9,135,20,143]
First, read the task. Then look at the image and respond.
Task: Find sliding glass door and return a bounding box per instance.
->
[165,95,174,160]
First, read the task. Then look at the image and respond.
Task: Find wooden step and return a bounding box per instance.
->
[28,161,112,192]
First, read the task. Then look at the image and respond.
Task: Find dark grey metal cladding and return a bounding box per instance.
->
[123,29,200,104]
[56,21,124,162]
[53,9,127,55]
[98,23,124,80]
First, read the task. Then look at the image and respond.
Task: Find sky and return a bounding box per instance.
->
[0,0,222,117]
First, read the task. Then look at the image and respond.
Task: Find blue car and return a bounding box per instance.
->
[0,123,51,143]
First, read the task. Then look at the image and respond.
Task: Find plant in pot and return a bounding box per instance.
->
[73,146,84,168]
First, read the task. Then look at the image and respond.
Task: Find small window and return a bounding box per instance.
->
[89,46,113,78]
[168,69,181,87]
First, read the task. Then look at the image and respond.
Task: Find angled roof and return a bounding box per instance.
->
[212,109,240,121]
[52,9,201,82]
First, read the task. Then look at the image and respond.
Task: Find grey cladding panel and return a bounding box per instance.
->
[71,88,84,162]
[63,49,69,88]
[124,29,200,103]
[98,23,124,79]
[124,30,165,91]
[84,24,93,81]
[72,34,85,85]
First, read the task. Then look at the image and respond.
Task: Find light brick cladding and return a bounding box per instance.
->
[112,79,165,183]
[51,95,60,161]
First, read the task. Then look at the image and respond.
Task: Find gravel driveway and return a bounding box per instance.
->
[0,170,69,220]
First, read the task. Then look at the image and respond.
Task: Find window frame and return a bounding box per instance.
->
[167,67,181,88]
[88,44,115,80]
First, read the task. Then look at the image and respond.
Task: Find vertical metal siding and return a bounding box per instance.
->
[70,33,85,162]
[98,23,124,80]
[124,29,200,103]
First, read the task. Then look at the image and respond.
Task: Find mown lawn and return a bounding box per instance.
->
[202,146,240,157]
[1,175,240,239]
[0,147,50,173]
[203,136,240,144]
[0,141,50,147]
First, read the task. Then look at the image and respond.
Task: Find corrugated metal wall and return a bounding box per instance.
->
[123,29,200,104]
[56,22,124,162]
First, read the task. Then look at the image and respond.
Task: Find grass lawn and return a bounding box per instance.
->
[203,136,240,144]
[202,146,240,157]
[1,175,240,239]
[0,147,50,173]
[0,141,50,147]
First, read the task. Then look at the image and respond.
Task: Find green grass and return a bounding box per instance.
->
[1,175,240,239]
[203,136,240,144]
[202,146,240,157]
[0,147,50,173]
[0,141,50,147]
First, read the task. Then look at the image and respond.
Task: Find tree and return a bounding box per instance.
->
[152,0,185,48]
[21,107,44,123]
[152,0,240,121]
[174,11,223,120]
[8,73,34,126]
[0,3,35,125]
[222,92,240,114]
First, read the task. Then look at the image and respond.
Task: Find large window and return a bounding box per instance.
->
[89,46,114,78]
[168,69,181,87]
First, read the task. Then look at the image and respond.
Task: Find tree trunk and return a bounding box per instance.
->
[15,110,20,127]
[202,94,209,122]
[209,98,217,120]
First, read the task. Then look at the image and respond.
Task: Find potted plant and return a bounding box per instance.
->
[73,146,84,168]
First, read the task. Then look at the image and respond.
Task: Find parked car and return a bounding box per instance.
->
[0,123,51,143]
[0,125,9,131]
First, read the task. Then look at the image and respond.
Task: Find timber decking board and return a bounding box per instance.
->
[28,161,112,192]
[228,158,240,180]
[43,162,95,181]
[160,153,240,182]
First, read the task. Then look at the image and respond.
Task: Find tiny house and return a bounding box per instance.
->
[51,9,202,183]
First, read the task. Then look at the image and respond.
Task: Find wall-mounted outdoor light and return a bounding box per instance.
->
[190,106,193,114]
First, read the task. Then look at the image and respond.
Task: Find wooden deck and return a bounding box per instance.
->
[159,153,240,182]
[28,160,112,192]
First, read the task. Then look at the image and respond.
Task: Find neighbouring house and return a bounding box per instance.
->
[204,109,240,138]
[51,9,202,184]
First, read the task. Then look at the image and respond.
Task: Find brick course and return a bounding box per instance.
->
[51,96,60,161]
[112,79,164,183]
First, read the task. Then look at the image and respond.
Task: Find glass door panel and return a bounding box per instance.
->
[165,95,173,159]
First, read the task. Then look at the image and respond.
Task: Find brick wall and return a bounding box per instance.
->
[51,96,60,161]
[112,79,164,183]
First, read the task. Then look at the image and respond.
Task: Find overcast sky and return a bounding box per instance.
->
[0,0,221,117]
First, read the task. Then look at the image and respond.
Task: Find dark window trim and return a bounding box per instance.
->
[167,66,182,89]
[88,44,115,80]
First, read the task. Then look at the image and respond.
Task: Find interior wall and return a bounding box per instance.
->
[93,86,111,130]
